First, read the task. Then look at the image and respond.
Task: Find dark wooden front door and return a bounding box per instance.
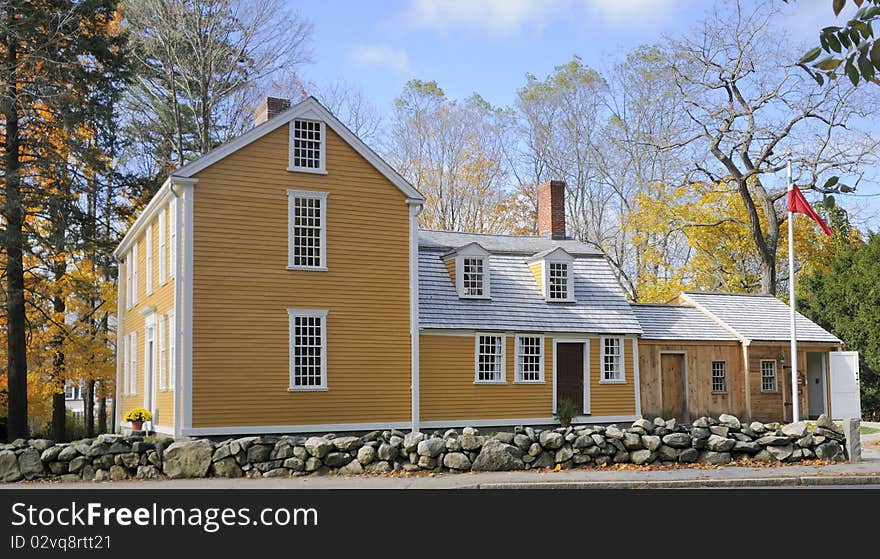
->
[661,353,686,420]
[556,343,585,416]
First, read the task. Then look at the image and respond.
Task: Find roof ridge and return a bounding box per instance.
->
[420,228,562,240]
[683,290,774,297]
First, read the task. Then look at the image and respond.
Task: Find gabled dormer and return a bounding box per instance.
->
[442,242,491,299]
[527,247,575,302]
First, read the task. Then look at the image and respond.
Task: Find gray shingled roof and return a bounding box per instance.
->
[630,304,739,341]
[682,292,841,343]
[419,230,601,256]
[418,230,640,333]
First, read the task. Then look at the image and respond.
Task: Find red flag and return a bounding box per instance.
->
[788,186,832,236]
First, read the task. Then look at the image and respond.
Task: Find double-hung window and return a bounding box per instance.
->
[515,335,544,382]
[601,337,624,382]
[712,361,727,394]
[548,262,570,301]
[475,334,505,383]
[450,243,491,299]
[289,309,328,390]
[288,190,328,270]
[289,119,326,173]
[761,360,777,392]
[462,257,486,297]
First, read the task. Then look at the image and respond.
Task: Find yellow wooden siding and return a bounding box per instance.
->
[529,262,543,290]
[589,338,637,416]
[420,334,553,420]
[119,210,176,427]
[190,124,411,427]
[443,258,456,285]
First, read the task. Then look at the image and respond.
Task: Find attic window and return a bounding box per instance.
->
[462,257,486,297]
[446,243,491,299]
[548,262,570,300]
[290,119,326,173]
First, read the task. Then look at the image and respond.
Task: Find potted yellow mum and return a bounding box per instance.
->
[124,407,152,431]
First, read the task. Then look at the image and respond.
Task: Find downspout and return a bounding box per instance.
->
[408,200,423,434]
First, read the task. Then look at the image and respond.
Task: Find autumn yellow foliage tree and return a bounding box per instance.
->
[628,181,838,303]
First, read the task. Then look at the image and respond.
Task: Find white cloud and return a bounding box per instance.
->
[350,44,410,72]
[583,0,677,26]
[401,0,566,35]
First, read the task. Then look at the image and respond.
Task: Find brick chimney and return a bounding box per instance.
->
[537,180,566,239]
[253,97,291,126]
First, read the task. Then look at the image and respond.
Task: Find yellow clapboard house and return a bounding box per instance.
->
[115,96,844,437]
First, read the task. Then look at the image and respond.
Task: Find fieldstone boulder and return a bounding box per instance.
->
[0,451,23,482]
[323,452,352,468]
[756,435,790,446]
[815,414,835,431]
[622,433,642,450]
[356,445,376,465]
[304,437,333,459]
[109,465,128,481]
[709,426,729,438]
[18,449,46,479]
[136,465,161,479]
[605,426,624,440]
[766,444,794,462]
[377,443,398,461]
[417,438,446,458]
[555,445,574,464]
[40,446,63,462]
[678,448,699,463]
[459,433,485,451]
[531,452,554,469]
[661,433,690,448]
[573,435,594,449]
[632,418,654,433]
[657,445,680,461]
[472,440,525,471]
[403,432,425,453]
[513,434,532,451]
[706,434,736,452]
[162,440,214,479]
[796,435,814,448]
[698,451,731,465]
[781,422,808,438]
[815,441,845,461]
[733,441,761,454]
[692,417,710,428]
[443,452,471,470]
[539,431,564,450]
[332,436,362,452]
[57,446,80,462]
[69,456,87,474]
[631,449,656,465]
[641,435,662,451]
[338,460,364,475]
[211,457,243,478]
[691,427,711,440]
[718,414,741,429]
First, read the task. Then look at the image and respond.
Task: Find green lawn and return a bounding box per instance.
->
[860,426,880,435]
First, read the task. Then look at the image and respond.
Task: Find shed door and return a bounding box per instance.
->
[661,353,686,420]
[829,351,861,420]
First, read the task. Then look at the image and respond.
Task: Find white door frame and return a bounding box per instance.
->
[552,338,591,416]
[806,351,828,418]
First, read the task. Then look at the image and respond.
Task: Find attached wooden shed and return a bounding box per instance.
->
[633,292,844,424]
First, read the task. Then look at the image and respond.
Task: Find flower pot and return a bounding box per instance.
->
[131,420,143,431]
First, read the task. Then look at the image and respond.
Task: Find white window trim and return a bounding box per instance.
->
[131,242,139,306]
[474,333,506,384]
[287,190,329,271]
[167,310,176,392]
[169,196,177,279]
[760,359,778,393]
[125,252,132,310]
[158,208,167,285]
[288,119,328,174]
[158,313,167,390]
[599,336,626,384]
[514,334,545,383]
[711,360,727,394]
[457,255,491,299]
[129,331,138,395]
[545,260,575,302]
[122,333,130,396]
[288,308,329,391]
[145,224,153,295]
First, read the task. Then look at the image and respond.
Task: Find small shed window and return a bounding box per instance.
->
[761,360,777,392]
[288,309,328,391]
[712,361,727,393]
[288,190,328,270]
[475,334,505,383]
[601,337,624,382]
[290,119,326,172]
[515,335,544,382]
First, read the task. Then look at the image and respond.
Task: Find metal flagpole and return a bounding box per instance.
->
[787,159,800,423]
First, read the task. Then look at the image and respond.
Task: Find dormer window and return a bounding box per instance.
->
[443,243,491,299]
[528,247,575,302]
[289,119,326,173]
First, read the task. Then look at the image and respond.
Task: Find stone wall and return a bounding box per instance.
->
[0,414,848,483]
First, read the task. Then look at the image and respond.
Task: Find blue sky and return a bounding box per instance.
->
[294,0,879,228]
